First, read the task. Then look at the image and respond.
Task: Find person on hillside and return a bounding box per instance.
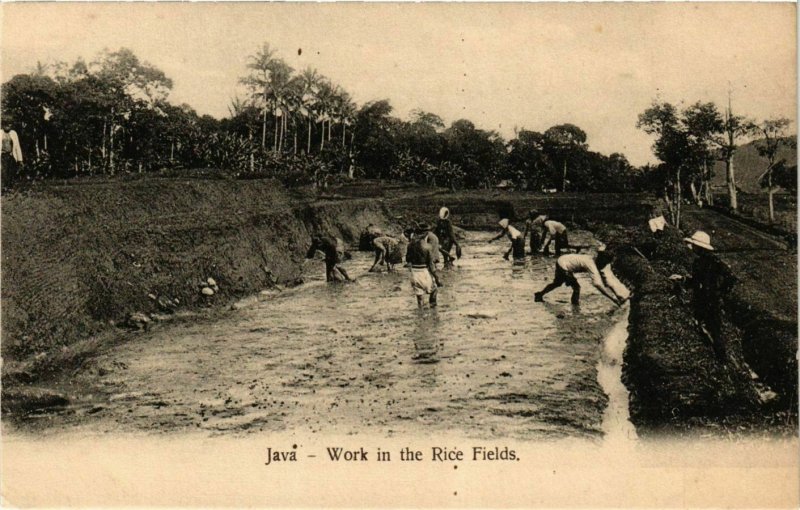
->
[525,211,546,255]
[406,224,443,308]
[536,216,570,256]
[670,231,736,360]
[434,207,462,268]
[306,234,352,282]
[369,231,410,272]
[1,121,23,190]
[534,247,626,306]
[489,218,526,264]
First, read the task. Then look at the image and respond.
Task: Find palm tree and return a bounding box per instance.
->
[315,79,335,151]
[336,90,356,148]
[298,67,321,154]
[240,43,277,149]
[265,59,294,153]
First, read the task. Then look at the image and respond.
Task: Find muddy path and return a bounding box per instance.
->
[8,232,628,440]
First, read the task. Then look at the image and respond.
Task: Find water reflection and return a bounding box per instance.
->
[28,230,624,439]
[410,309,441,360]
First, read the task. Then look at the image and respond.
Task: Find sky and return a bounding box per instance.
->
[1,2,796,166]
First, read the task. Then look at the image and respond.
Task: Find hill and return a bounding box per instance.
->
[712,137,797,193]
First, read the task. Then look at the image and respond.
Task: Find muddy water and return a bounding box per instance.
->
[18,232,630,440]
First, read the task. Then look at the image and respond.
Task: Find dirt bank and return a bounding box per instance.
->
[594,218,797,435]
[3,178,795,435]
[2,178,394,385]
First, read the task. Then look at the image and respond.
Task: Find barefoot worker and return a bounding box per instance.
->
[306,234,352,282]
[407,224,442,308]
[525,211,546,255]
[536,217,570,256]
[434,207,462,268]
[489,218,526,264]
[369,231,410,273]
[534,247,626,306]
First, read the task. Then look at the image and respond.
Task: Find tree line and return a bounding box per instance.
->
[0,44,647,192]
[637,99,795,225]
[1,43,794,215]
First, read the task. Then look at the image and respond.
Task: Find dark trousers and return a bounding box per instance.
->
[2,153,17,189]
[539,265,581,304]
[542,231,569,256]
[529,230,541,254]
[512,237,526,260]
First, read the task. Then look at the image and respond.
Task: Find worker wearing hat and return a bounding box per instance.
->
[671,231,736,359]
[489,218,526,264]
[435,207,462,268]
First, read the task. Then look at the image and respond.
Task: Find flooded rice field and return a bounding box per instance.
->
[14,231,633,440]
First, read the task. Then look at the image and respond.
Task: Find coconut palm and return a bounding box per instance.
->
[298,67,321,154]
[239,43,277,149]
[265,59,294,153]
[315,79,335,151]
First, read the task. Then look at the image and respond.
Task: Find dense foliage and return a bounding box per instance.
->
[4,44,788,197]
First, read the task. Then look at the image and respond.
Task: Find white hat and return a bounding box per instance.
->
[439,207,450,220]
[684,231,714,251]
[498,218,509,229]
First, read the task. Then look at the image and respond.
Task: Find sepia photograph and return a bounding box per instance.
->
[1,2,798,507]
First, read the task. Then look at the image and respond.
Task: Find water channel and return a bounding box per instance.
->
[17,231,635,441]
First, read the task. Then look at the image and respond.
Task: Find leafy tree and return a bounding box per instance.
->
[717,99,754,211]
[543,124,587,191]
[683,102,725,205]
[444,119,506,189]
[637,101,694,226]
[352,100,399,179]
[771,162,797,194]
[506,130,551,191]
[753,119,794,222]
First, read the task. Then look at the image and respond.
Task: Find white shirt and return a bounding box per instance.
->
[557,254,604,288]
[544,220,567,235]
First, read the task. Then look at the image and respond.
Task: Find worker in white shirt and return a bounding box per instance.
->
[534,248,626,306]
[488,218,526,264]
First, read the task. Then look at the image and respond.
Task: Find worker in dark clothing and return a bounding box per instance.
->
[671,231,737,360]
[525,212,545,255]
[434,207,462,268]
[306,234,352,282]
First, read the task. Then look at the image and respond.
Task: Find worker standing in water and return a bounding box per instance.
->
[306,234,353,282]
[489,218,526,265]
[369,230,411,273]
[406,224,442,308]
[532,215,570,256]
[534,246,626,306]
[434,207,462,268]
[525,211,546,255]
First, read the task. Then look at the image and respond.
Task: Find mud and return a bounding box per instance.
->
[3,178,795,436]
[5,232,626,439]
[2,179,394,370]
[597,216,798,435]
